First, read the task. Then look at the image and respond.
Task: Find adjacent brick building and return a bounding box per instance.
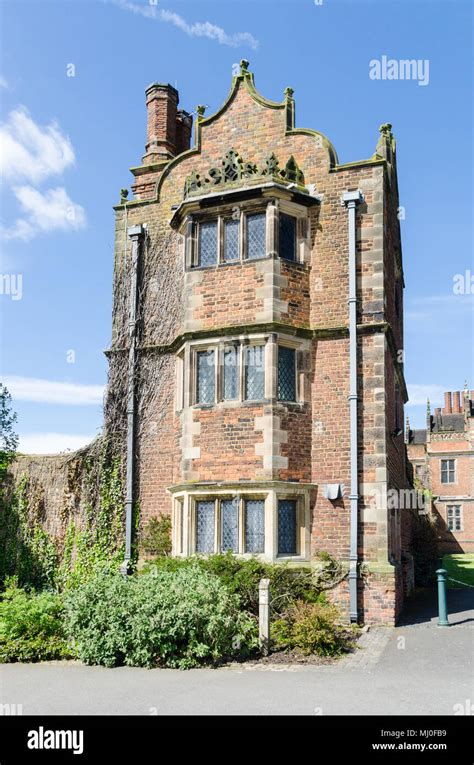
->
[107,61,412,624]
[407,388,474,553]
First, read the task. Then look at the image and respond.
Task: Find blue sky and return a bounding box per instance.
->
[0,0,472,452]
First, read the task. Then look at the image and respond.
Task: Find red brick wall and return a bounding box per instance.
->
[105,70,411,624]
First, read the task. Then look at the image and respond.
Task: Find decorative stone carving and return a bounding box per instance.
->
[184,149,306,197]
[282,155,305,185]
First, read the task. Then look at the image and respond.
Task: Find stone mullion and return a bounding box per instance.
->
[266,199,278,258]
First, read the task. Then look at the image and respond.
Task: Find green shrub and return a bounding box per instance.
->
[271,600,356,657]
[0,580,69,662]
[64,566,258,669]
[145,553,322,615]
[140,515,172,557]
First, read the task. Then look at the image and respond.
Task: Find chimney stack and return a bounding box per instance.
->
[175,109,193,156]
[142,83,193,165]
[443,391,452,414]
[452,391,461,413]
[435,407,441,416]
[143,83,179,164]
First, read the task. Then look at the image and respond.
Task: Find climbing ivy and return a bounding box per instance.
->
[0,475,59,590]
[1,440,127,592]
[59,445,125,590]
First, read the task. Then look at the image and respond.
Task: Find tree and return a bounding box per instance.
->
[0,383,18,456]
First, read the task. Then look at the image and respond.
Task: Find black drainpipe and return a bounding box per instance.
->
[120,224,144,575]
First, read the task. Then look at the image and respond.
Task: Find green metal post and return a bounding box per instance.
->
[436,568,449,627]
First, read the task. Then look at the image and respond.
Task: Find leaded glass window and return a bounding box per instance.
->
[279,213,296,261]
[278,347,296,401]
[196,501,215,553]
[196,349,215,404]
[278,500,297,554]
[441,459,456,484]
[221,498,239,552]
[223,346,238,400]
[246,213,266,260]
[447,505,462,532]
[224,219,240,262]
[244,345,265,400]
[244,499,265,553]
[198,221,218,267]
[177,499,184,555]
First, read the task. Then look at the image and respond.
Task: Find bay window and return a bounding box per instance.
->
[186,202,307,268]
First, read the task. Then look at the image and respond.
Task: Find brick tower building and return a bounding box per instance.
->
[107,61,411,624]
[407,387,474,553]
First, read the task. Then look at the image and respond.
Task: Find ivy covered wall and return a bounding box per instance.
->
[1,438,126,590]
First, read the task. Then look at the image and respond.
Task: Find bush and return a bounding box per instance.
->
[146,553,322,615]
[64,566,258,669]
[0,580,69,662]
[140,515,172,557]
[271,600,356,657]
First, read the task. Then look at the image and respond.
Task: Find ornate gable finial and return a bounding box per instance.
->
[379,122,393,136]
[374,122,396,163]
[240,59,250,75]
[196,104,206,119]
[284,86,294,98]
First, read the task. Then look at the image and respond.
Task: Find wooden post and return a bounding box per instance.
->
[259,578,271,655]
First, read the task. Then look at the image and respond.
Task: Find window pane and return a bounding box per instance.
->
[279,213,296,261]
[196,350,215,404]
[246,213,266,260]
[196,501,215,553]
[223,346,238,400]
[441,459,455,483]
[221,498,239,553]
[198,221,218,266]
[177,501,184,555]
[278,347,296,401]
[244,345,265,400]
[278,500,297,554]
[245,500,265,553]
[224,219,240,262]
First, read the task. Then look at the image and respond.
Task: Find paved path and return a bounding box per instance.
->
[1,589,473,716]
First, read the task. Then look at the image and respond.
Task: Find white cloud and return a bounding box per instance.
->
[107,0,259,49]
[0,107,75,184]
[406,384,447,407]
[18,432,94,455]
[2,186,86,241]
[3,376,105,405]
[405,293,474,321]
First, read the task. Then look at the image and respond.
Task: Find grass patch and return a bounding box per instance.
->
[442,554,474,589]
